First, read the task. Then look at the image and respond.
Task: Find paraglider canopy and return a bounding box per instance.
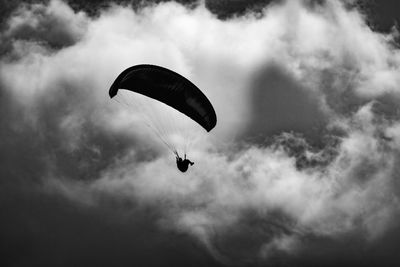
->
[109,64,217,132]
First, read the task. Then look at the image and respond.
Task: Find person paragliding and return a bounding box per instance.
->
[175,152,194,173]
[109,64,217,172]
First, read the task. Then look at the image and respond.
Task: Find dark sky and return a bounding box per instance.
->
[1,1,400,267]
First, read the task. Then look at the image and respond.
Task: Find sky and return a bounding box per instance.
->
[1,0,400,266]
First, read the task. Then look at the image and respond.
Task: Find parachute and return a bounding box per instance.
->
[109,64,217,153]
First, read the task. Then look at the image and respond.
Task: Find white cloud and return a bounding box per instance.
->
[2,0,400,263]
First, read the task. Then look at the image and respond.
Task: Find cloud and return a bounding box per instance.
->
[2,0,400,266]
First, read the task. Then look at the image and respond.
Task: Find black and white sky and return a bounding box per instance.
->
[1,0,400,266]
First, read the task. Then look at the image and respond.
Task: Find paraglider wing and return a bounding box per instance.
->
[109,64,217,132]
